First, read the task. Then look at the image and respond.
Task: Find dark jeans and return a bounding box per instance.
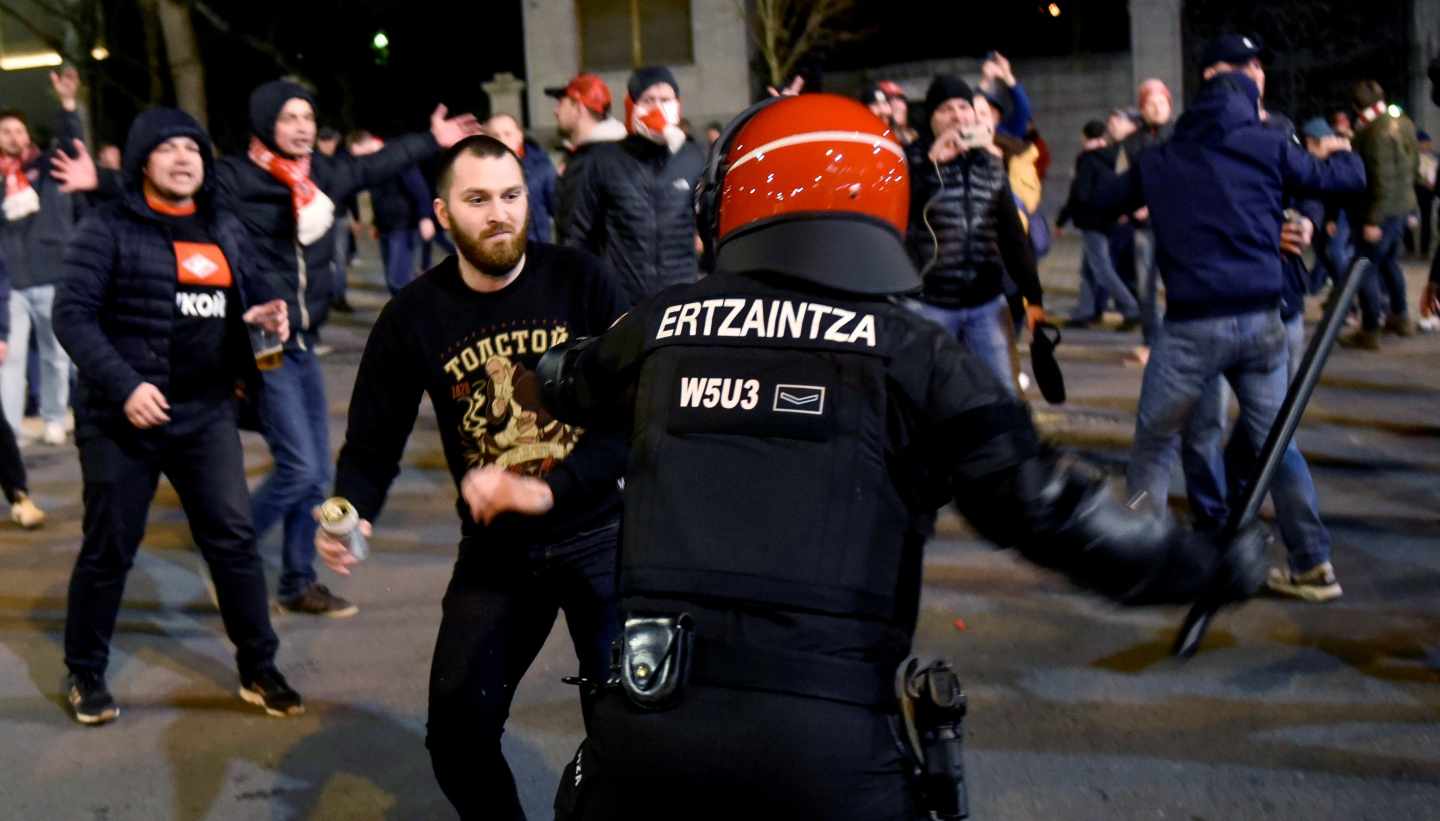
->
[1357,215,1409,329]
[380,228,420,295]
[562,686,923,820]
[251,347,330,600]
[64,402,279,678]
[0,406,27,502]
[427,520,620,821]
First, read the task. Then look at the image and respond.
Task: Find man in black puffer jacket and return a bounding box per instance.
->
[54,108,303,726]
[213,80,480,618]
[560,66,705,305]
[906,75,1044,397]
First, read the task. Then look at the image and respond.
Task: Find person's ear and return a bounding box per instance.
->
[434,197,452,232]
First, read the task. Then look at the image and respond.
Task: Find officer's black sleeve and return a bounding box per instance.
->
[539,253,633,509]
[538,292,659,427]
[915,328,1260,606]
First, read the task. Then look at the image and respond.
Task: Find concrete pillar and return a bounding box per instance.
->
[1129,0,1184,106]
[1410,0,1440,138]
[484,73,527,122]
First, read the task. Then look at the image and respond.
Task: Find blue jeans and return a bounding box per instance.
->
[1181,313,1307,530]
[1133,226,1164,345]
[1127,310,1330,573]
[1072,230,1141,321]
[2,284,71,429]
[380,228,420,295]
[1356,215,1409,329]
[427,520,620,820]
[251,346,331,599]
[1313,211,1353,292]
[912,295,1016,397]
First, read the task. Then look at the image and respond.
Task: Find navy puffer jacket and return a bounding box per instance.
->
[560,134,704,305]
[56,109,261,428]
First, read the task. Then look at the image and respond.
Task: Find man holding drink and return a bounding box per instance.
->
[53,108,303,725]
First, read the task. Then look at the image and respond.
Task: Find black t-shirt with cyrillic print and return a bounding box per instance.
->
[334,242,630,545]
[155,206,242,402]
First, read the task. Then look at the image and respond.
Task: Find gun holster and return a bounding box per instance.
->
[896,655,969,820]
[615,613,693,710]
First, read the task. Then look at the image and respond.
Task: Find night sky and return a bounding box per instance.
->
[72,0,1415,153]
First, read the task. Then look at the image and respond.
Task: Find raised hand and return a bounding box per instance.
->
[51,66,80,111]
[51,139,99,193]
[430,104,484,149]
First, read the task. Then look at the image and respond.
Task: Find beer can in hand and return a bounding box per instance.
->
[319,497,369,561]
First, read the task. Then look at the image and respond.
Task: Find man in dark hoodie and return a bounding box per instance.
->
[0,68,84,445]
[52,108,302,725]
[213,80,479,617]
[559,66,705,305]
[1086,34,1366,602]
[906,75,1044,396]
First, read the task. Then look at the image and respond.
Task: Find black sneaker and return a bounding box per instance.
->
[239,668,306,717]
[279,583,358,618]
[66,672,119,726]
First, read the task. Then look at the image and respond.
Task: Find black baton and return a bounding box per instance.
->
[1173,255,1372,659]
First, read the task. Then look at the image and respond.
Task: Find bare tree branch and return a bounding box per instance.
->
[741,0,863,87]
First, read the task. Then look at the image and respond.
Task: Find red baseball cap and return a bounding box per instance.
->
[544,74,612,116]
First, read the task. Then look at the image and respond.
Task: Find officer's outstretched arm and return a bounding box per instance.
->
[951,436,1266,606]
[537,309,649,426]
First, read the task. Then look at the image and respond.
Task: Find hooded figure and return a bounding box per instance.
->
[212,79,453,619]
[214,79,441,345]
[54,107,307,725]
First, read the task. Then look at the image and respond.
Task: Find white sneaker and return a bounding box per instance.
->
[41,422,66,446]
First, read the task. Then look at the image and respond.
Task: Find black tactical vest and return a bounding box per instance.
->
[618,273,916,621]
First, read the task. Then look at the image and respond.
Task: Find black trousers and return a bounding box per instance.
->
[63,402,279,678]
[0,406,27,502]
[426,521,620,821]
[557,685,925,821]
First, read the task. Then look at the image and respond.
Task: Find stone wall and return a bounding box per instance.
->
[520,0,751,143]
[829,53,1136,218]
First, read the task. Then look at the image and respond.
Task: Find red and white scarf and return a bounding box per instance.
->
[0,147,41,222]
[247,136,334,245]
[1357,101,1387,127]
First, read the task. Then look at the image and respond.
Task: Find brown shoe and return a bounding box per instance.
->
[1383,315,1416,337]
[278,583,358,618]
[1338,329,1381,350]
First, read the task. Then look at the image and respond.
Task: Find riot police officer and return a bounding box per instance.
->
[537,93,1267,820]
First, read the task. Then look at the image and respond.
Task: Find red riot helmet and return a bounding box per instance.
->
[695,93,917,295]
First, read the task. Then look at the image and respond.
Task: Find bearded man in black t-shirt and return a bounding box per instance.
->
[318,135,628,820]
[54,108,303,725]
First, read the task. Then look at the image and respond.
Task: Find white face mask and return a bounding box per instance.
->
[632,99,686,153]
